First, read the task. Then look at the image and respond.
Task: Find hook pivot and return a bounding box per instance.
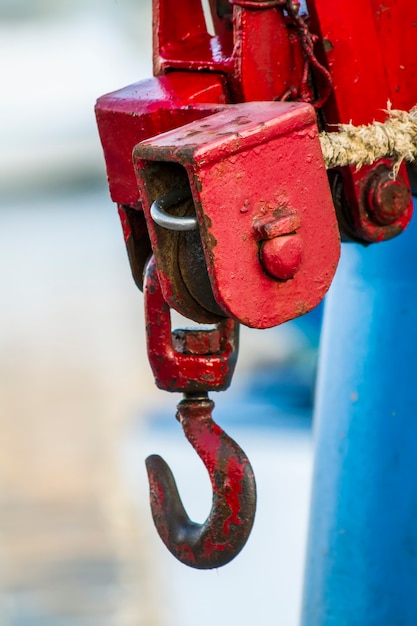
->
[144,256,239,393]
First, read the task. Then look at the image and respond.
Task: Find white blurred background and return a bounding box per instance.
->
[0,2,316,625]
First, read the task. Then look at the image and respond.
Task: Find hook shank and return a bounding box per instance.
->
[145,395,257,569]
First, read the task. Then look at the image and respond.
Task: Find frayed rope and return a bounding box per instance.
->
[319,104,417,176]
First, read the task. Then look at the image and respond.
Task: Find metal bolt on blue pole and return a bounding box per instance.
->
[302,197,417,626]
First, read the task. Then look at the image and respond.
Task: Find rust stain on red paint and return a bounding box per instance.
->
[117,205,132,241]
[223,456,244,535]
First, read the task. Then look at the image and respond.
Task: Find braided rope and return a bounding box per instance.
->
[319,105,417,175]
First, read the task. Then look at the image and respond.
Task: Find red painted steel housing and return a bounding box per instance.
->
[135,101,339,328]
[96,0,417,324]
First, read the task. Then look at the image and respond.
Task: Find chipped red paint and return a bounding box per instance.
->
[211,422,222,437]
[117,205,131,242]
[203,537,228,558]
[223,457,245,535]
[145,395,256,569]
[95,73,227,206]
[136,101,340,328]
[176,544,197,565]
[148,473,165,508]
[144,257,239,393]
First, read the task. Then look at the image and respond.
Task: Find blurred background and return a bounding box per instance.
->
[1,1,318,624]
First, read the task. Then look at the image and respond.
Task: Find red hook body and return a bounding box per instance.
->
[144,258,256,569]
[146,395,256,569]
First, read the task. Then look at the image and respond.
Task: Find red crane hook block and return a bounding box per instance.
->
[135,101,341,329]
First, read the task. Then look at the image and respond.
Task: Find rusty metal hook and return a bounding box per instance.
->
[145,393,257,569]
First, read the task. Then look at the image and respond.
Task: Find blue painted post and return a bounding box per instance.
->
[301,198,417,626]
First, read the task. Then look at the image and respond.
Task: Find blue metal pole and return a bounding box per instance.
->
[301,198,417,626]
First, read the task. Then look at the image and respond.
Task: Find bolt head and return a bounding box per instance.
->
[367,171,411,225]
[260,235,303,280]
[253,209,301,240]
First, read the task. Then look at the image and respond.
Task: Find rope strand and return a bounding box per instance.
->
[319,105,417,175]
